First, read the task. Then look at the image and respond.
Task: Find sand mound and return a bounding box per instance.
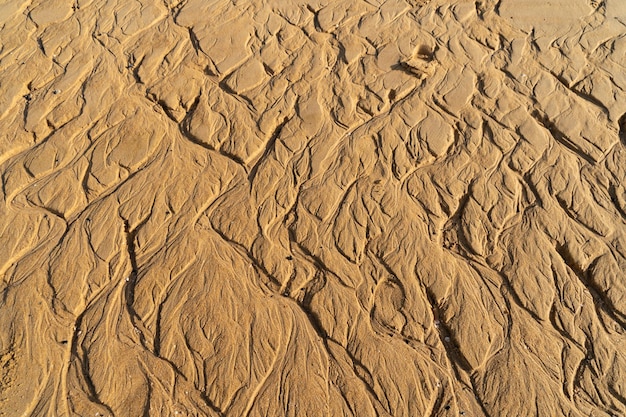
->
[1,0,626,416]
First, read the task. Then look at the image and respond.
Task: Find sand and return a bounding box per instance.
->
[1,0,626,416]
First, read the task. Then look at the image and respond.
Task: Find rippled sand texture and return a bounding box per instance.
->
[1,0,626,415]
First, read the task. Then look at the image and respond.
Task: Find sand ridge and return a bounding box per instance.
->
[0,0,626,416]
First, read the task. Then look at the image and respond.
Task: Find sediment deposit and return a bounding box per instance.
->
[1,0,626,416]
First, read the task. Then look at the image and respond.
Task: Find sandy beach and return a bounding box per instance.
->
[1,0,626,415]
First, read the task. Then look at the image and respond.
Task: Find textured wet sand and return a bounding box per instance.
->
[1,0,626,416]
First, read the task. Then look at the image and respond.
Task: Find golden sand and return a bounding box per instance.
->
[1,0,626,415]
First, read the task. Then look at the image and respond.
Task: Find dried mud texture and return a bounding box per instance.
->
[1,0,626,416]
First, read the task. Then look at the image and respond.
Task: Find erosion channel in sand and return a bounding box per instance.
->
[1,0,626,416]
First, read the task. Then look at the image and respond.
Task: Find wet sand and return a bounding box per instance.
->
[1,0,626,416]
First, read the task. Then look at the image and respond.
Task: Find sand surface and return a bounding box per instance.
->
[1,0,626,416]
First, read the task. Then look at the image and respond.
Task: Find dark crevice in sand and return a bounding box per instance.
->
[68,313,115,415]
[619,113,626,145]
[248,115,290,184]
[556,245,626,329]
[531,110,597,164]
